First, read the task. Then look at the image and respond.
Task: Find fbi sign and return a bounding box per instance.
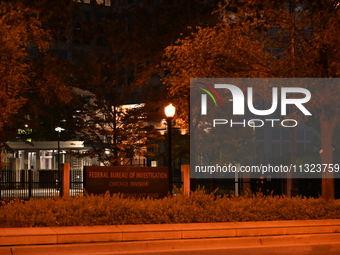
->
[84,166,169,198]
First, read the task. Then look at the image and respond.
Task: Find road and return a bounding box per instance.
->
[4,241,340,255]
[97,243,340,255]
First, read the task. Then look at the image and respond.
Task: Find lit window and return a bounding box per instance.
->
[96,0,111,6]
[73,0,91,4]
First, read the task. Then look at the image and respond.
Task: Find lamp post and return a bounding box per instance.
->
[165,103,176,194]
[55,127,65,195]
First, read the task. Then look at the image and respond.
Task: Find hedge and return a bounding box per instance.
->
[0,191,340,227]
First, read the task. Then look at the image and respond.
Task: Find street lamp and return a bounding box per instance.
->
[165,103,176,194]
[55,126,65,195]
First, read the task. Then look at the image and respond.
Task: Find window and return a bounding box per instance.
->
[281,143,290,155]
[305,131,313,141]
[297,130,305,141]
[97,0,111,6]
[272,142,281,156]
[281,130,290,141]
[271,129,280,141]
[74,0,90,3]
[256,128,264,140]
[74,0,111,6]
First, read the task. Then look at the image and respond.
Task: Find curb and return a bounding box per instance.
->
[1,219,340,247]
[1,234,340,255]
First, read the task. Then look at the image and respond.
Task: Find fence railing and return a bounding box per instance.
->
[0,169,83,200]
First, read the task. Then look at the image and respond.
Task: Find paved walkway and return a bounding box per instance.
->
[1,219,340,254]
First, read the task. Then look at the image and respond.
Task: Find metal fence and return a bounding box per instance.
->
[70,169,83,197]
[0,169,83,200]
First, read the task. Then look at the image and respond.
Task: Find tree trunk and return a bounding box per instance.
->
[113,105,118,166]
[320,114,336,200]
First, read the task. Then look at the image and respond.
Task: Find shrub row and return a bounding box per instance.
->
[0,191,340,227]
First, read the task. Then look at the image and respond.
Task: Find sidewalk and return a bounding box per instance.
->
[1,219,340,254]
